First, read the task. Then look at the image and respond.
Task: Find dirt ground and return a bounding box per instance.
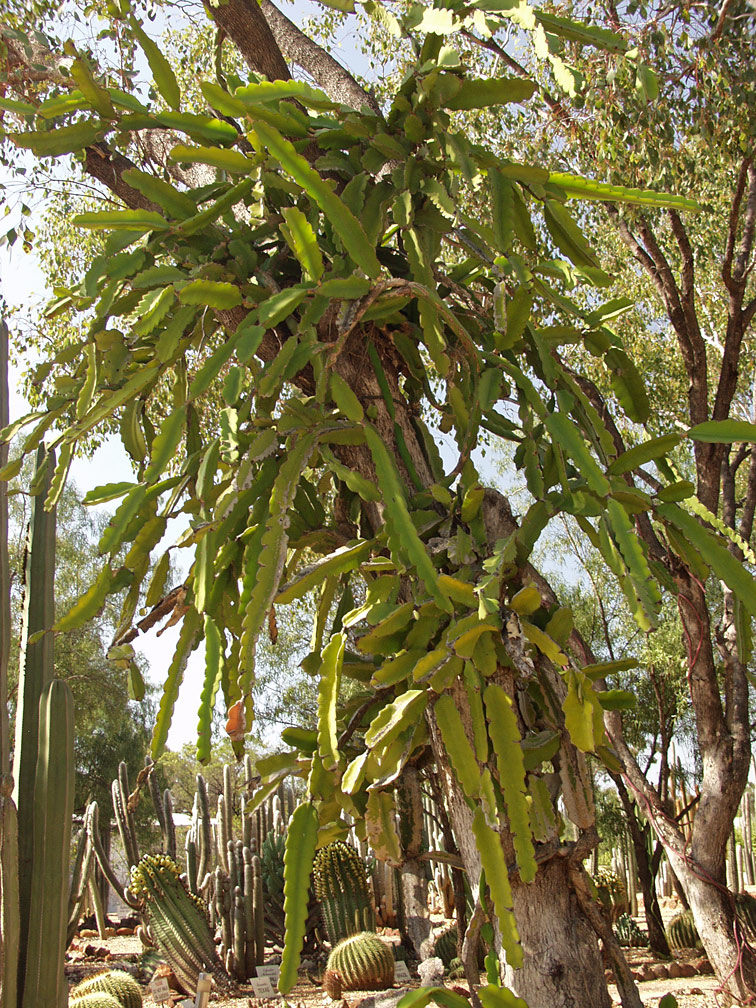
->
[66,933,725,1008]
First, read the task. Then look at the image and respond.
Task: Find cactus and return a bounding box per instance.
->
[326,932,395,991]
[736,891,756,944]
[69,994,123,1008]
[313,841,375,944]
[613,913,648,948]
[666,909,702,951]
[129,853,230,994]
[433,925,459,967]
[593,868,629,922]
[70,970,143,1008]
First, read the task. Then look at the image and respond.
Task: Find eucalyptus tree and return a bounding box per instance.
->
[0,2,739,1006]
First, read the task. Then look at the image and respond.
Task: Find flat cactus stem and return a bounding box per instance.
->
[0,773,20,1007]
[22,678,74,1008]
[71,969,144,1008]
[325,932,394,991]
[12,444,56,1000]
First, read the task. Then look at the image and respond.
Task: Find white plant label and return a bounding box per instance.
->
[394,961,411,982]
[256,964,281,982]
[250,975,278,998]
[150,976,172,1002]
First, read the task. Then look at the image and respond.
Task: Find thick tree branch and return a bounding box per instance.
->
[260,0,381,114]
[203,0,291,82]
[83,143,159,212]
[722,155,752,291]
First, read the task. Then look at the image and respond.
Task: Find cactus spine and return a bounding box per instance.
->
[70,970,143,1008]
[666,909,701,950]
[326,932,394,991]
[69,993,124,1008]
[313,841,375,944]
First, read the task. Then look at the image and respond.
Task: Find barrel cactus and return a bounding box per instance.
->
[68,994,123,1008]
[326,932,394,991]
[613,913,648,948]
[433,925,458,967]
[666,909,702,951]
[70,970,143,1008]
[128,853,229,994]
[313,841,375,944]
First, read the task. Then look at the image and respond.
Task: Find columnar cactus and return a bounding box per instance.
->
[313,841,375,944]
[326,932,395,991]
[129,853,230,994]
[666,909,702,951]
[70,969,143,1008]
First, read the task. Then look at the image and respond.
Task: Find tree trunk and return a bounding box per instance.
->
[426,690,614,1008]
[395,766,432,958]
[614,776,670,957]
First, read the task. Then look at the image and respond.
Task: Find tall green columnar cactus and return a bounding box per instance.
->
[0,318,18,1008]
[12,445,56,997]
[129,853,230,995]
[313,841,375,944]
[21,679,75,1007]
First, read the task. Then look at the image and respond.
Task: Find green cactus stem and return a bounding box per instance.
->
[130,853,230,995]
[70,970,143,1008]
[613,913,648,949]
[326,932,394,991]
[666,909,701,951]
[12,444,56,1003]
[22,678,75,1008]
[0,772,20,1007]
[313,841,375,944]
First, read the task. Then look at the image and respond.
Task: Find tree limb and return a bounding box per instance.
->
[203,0,291,82]
[260,0,381,114]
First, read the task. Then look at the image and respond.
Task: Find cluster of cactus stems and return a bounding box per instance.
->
[613,913,648,949]
[325,932,395,991]
[0,353,75,1008]
[70,969,143,1008]
[666,909,702,951]
[128,853,228,994]
[313,841,376,944]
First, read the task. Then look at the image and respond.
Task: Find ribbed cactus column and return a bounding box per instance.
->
[11,444,58,1005]
[0,318,17,1008]
[313,841,375,944]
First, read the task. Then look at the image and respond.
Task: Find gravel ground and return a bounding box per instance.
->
[66,934,726,1008]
